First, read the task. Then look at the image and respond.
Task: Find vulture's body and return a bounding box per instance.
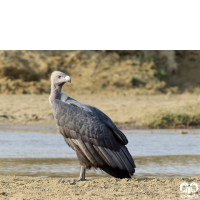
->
[50,71,136,180]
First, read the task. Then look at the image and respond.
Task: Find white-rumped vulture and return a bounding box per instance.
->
[50,71,136,181]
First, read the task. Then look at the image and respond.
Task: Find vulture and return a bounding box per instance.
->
[50,71,136,181]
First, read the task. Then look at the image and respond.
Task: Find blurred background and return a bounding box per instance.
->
[0,50,200,178]
[1,50,200,128]
[1,50,200,95]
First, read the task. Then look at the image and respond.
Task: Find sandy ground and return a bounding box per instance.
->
[1,94,200,129]
[0,176,199,200]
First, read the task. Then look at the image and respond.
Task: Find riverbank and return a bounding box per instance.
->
[0,175,199,200]
[1,94,200,129]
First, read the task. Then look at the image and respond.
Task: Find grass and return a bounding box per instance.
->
[144,111,200,128]
[139,93,200,128]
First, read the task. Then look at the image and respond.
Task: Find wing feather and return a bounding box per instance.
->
[121,145,136,169]
[76,139,99,167]
[105,149,125,170]
[97,146,118,169]
[116,149,135,175]
[84,143,105,166]
[93,145,110,166]
[60,92,128,145]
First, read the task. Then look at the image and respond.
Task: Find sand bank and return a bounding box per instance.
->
[1,94,200,129]
[0,176,199,200]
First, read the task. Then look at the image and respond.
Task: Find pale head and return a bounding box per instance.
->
[49,71,71,105]
[51,71,71,87]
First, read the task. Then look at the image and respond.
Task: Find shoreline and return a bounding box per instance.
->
[1,124,200,134]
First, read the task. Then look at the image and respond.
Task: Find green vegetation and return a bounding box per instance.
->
[144,110,200,129]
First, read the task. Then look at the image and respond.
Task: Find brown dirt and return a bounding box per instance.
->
[0,175,199,200]
[1,93,200,129]
[1,50,200,96]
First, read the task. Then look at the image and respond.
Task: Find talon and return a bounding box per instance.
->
[58,178,64,183]
[58,178,74,183]
[74,178,85,182]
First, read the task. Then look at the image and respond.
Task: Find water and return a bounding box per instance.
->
[0,130,200,178]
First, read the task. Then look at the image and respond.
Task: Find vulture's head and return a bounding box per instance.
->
[51,71,71,87]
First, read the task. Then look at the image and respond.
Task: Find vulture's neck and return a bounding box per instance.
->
[49,84,62,105]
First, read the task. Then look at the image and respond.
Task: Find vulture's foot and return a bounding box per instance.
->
[74,177,86,182]
[58,178,86,183]
[58,166,87,183]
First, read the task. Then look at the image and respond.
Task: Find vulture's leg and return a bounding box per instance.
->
[77,166,86,181]
[58,166,86,183]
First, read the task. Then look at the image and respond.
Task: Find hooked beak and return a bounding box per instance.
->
[64,75,71,83]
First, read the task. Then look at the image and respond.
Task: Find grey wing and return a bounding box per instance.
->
[52,99,135,178]
[60,92,128,145]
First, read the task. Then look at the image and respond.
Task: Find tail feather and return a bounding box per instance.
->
[101,166,131,178]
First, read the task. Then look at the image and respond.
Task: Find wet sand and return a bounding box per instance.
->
[0,176,199,200]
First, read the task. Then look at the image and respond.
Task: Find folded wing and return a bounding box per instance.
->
[60,92,128,145]
[53,99,135,178]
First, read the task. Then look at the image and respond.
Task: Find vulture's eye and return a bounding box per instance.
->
[58,75,61,78]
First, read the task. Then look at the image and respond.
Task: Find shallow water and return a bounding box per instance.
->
[0,130,200,178]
